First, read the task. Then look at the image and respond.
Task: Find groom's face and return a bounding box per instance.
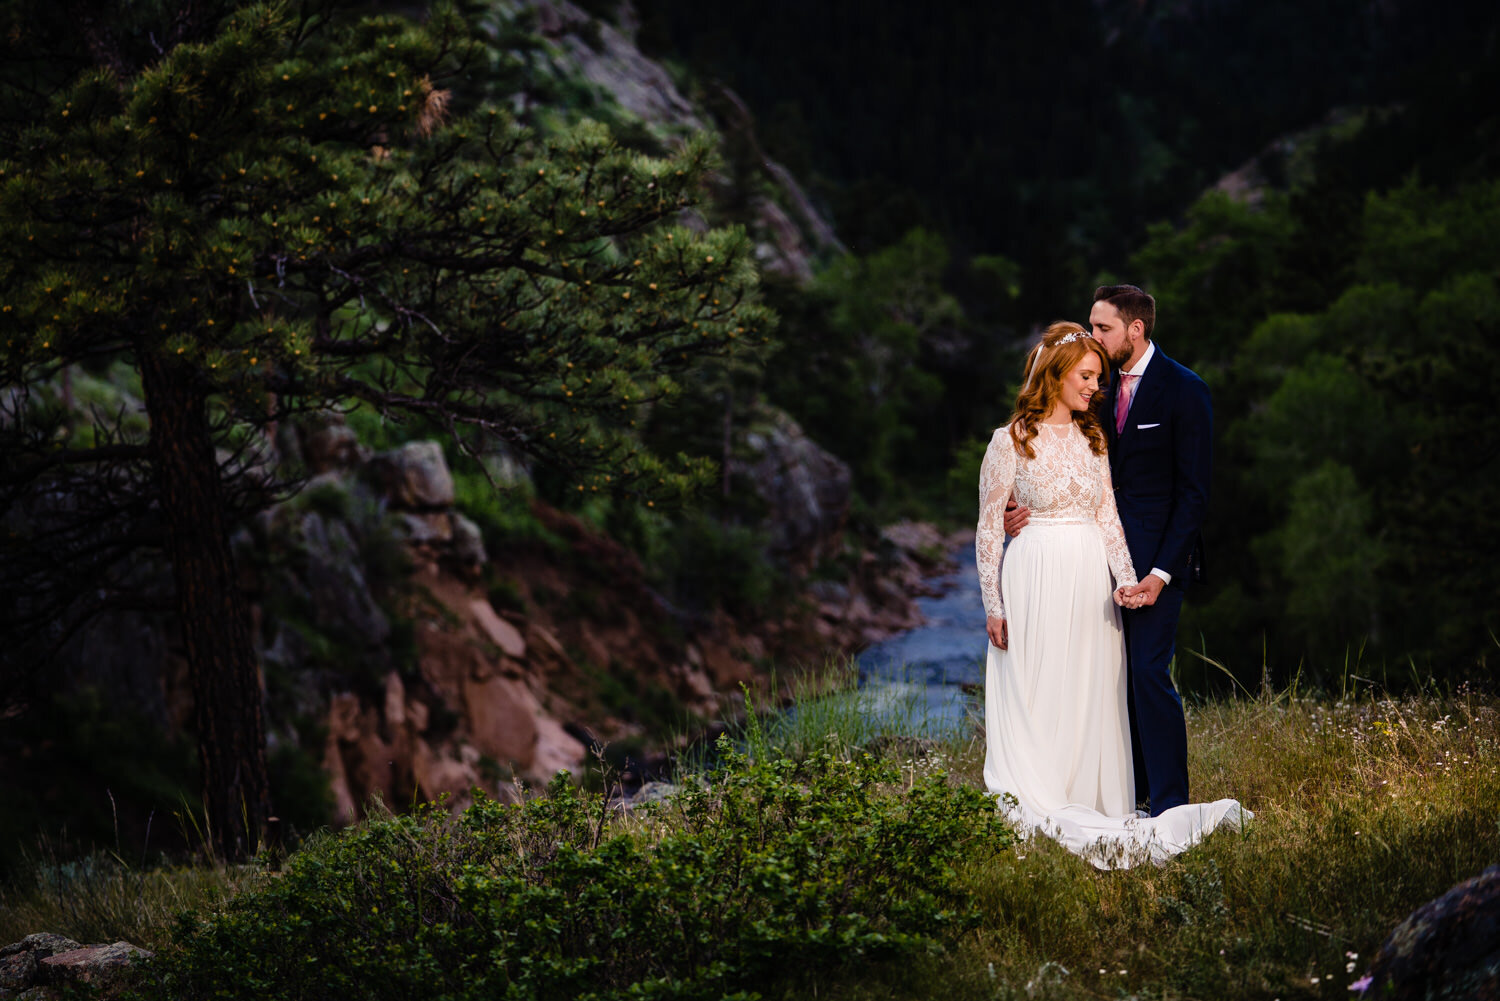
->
[1089,300,1136,368]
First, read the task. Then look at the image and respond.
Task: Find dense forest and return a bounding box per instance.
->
[639,0,1500,686]
[1,0,1498,865]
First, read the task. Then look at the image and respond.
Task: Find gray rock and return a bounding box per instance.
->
[302,418,368,474]
[1359,864,1500,999]
[730,405,851,572]
[450,512,487,570]
[807,580,849,606]
[39,942,150,988]
[0,952,36,991]
[302,512,391,646]
[529,0,705,135]
[0,935,82,960]
[399,511,453,545]
[367,441,455,510]
[0,935,84,995]
[625,781,681,807]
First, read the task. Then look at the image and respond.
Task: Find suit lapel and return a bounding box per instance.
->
[1118,346,1170,439]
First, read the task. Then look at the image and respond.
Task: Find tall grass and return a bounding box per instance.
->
[719,656,972,765]
[0,846,251,949]
[814,685,1500,1000]
[3,681,1495,1001]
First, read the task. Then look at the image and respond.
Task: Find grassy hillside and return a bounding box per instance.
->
[3,679,1495,999]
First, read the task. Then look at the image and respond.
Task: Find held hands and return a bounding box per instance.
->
[1114,574,1165,610]
[986,616,1008,650]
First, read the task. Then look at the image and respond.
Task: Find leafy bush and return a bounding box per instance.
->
[134,740,1013,1000]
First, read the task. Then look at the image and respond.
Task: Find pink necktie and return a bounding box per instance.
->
[1115,373,1139,434]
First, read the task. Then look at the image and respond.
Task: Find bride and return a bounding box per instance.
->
[976,321,1247,869]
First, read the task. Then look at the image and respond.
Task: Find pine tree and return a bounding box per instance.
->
[0,1,770,860]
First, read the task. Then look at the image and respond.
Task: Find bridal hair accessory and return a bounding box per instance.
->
[1022,329,1093,390]
[1048,330,1093,347]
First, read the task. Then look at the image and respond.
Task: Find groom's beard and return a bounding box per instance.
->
[1108,344,1132,368]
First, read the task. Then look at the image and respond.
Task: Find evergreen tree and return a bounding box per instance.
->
[0,0,769,860]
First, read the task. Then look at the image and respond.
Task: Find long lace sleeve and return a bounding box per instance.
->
[976,428,1017,620]
[1093,450,1138,589]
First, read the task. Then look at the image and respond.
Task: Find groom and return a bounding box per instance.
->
[1006,284,1211,816]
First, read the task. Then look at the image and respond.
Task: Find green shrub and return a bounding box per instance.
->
[134,741,1013,1000]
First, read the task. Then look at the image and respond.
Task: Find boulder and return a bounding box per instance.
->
[301,512,391,647]
[531,716,588,781]
[367,441,454,510]
[529,0,705,135]
[449,512,487,572]
[0,935,146,995]
[470,600,527,659]
[399,511,454,545]
[39,942,151,988]
[731,405,851,573]
[0,935,82,993]
[0,951,37,991]
[1360,864,1500,999]
[301,416,368,473]
[464,674,540,768]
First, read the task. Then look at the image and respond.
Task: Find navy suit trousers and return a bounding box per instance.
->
[1123,585,1189,814]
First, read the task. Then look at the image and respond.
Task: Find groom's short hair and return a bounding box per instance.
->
[1094,284,1156,340]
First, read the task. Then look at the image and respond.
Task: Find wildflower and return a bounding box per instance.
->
[1350,975,1373,992]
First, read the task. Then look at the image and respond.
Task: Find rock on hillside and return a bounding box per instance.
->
[508,0,844,283]
[1358,864,1500,999]
[0,934,150,997]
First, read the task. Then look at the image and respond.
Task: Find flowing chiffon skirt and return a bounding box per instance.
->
[982,521,1249,869]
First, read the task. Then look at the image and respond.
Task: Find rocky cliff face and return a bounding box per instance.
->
[504,0,844,284]
[27,405,943,835]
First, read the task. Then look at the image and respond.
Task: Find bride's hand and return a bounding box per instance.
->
[986,616,1008,650]
[1113,586,1135,608]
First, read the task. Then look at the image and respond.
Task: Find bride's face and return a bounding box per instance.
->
[1059,353,1103,413]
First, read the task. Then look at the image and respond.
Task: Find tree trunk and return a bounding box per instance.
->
[139,350,270,863]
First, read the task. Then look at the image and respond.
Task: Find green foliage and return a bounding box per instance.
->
[0,0,768,497]
[134,743,1012,1001]
[644,509,781,616]
[1138,157,1500,684]
[764,228,978,515]
[450,466,564,554]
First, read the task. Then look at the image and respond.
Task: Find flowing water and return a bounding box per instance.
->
[852,547,988,737]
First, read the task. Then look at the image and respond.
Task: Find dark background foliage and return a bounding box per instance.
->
[636,0,1500,684]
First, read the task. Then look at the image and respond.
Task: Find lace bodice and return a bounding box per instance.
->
[976,422,1138,619]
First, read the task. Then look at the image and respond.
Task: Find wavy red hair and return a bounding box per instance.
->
[1008,321,1112,459]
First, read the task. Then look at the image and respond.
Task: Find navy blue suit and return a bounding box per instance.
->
[1103,345,1212,815]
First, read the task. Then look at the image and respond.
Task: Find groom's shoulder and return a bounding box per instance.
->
[1157,348,1209,393]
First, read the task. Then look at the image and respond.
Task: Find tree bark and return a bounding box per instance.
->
[139,349,270,863]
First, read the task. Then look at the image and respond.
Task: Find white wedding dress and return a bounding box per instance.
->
[976,421,1248,869]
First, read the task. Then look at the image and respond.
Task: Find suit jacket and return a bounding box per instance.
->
[1103,346,1212,586]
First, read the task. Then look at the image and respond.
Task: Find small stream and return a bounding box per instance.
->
[852,547,988,737]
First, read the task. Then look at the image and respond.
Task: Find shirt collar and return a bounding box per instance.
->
[1121,339,1156,378]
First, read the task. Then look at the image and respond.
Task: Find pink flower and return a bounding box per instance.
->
[1349,975,1374,993]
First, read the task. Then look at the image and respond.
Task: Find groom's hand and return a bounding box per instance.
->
[986,616,1008,650]
[1003,499,1030,536]
[1125,575,1166,608]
